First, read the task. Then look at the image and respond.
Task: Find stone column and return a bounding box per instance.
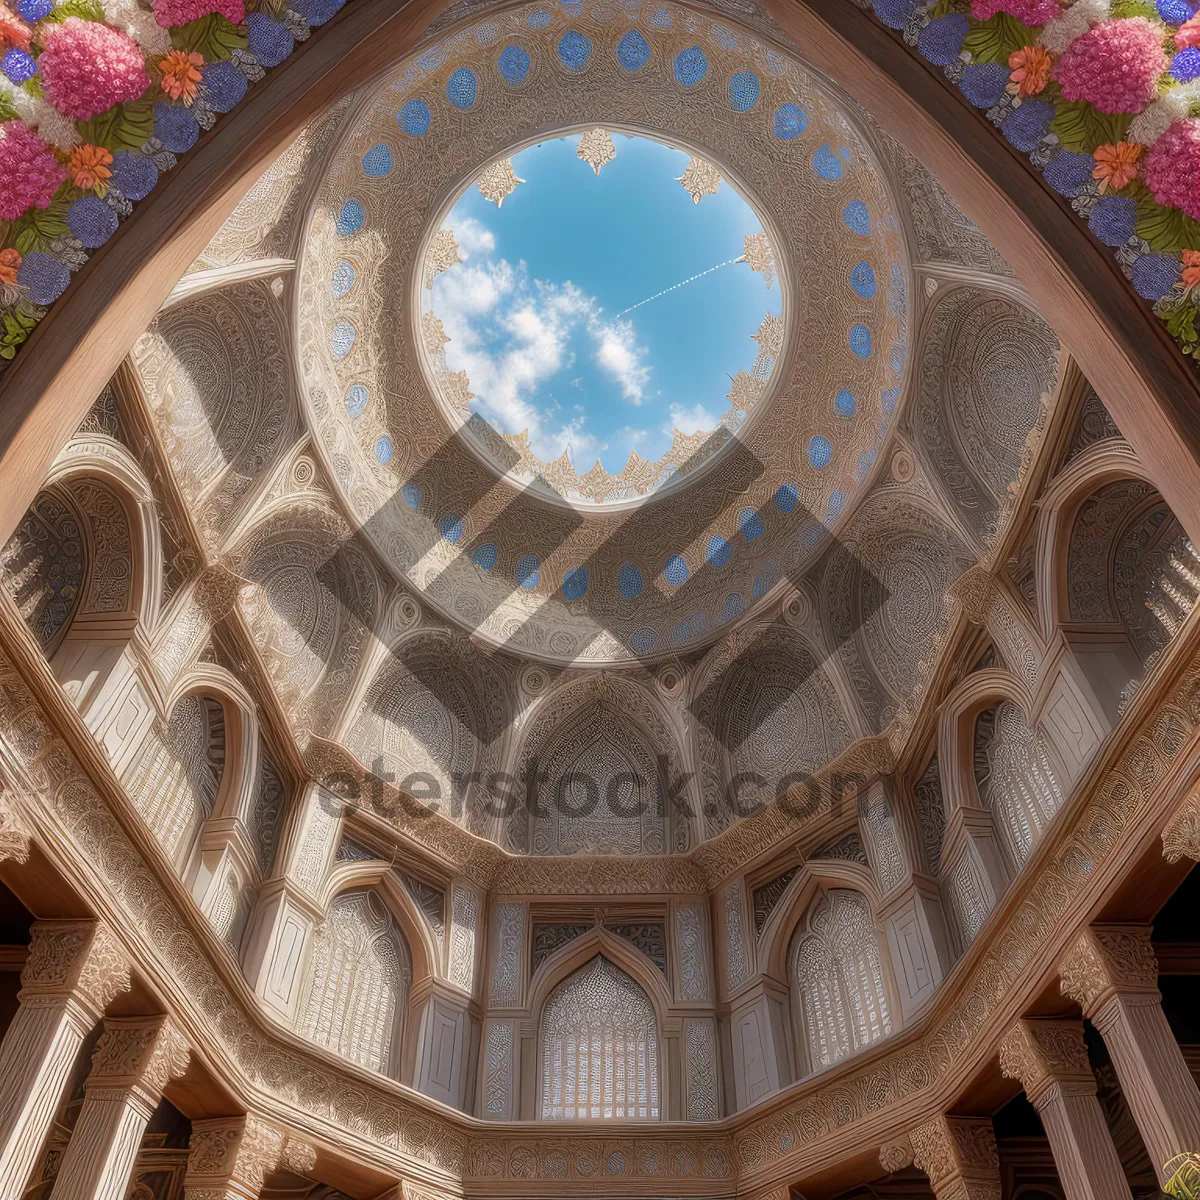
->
[183,1115,313,1199]
[51,1014,190,1200]
[897,1114,1002,1200]
[0,920,130,1195]
[998,1017,1131,1200]
[1060,925,1200,1183]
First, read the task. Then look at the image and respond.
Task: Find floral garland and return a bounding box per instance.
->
[862,0,1200,360]
[0,0,345,363]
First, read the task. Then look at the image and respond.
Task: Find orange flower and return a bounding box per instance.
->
[1007,45,1052,96]
[1183,250,1200,290]
[68,144,114,191]
[0,248,21,286]
[0,0,31,50]
[159,50,203,104]
[1093,141,1143,193]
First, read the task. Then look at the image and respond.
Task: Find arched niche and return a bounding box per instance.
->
[1039,451,1200,723]
[120,686,231,878]
[295,886,415,1081]
[971,698,1066,879]
[343,628,510,832]
[0,448,160,728]
[535,952,662,1123]
[785,886,894,1078]
[691,621,855,837]
[509,676,691,856]
[230,501,379,733]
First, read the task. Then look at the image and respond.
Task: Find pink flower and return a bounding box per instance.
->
[971,0,1059,25]
[1144,118,1200,221]
[1054,18,1168,114]
[1177,15,1200,49]
[38,18,150,120]
[0,121,67,219]
[150,0,244,27]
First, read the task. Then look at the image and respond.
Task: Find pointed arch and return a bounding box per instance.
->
[787,887,893,1076]
[536,953,661,1122]
[297,886,414,1078]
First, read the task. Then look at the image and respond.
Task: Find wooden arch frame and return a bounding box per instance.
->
[526,927,676,1122]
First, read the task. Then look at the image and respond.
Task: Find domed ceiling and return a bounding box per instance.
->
[297,0,909,665]
[127,0,1059,863]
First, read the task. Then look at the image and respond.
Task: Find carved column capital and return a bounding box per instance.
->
[998,1017,1094,1107]
[0,795,30,864]
[185,1114,285,1198]
[1059,926,1159,1017]
[20,920,131,1018]
[88,1014,190,1106]
[1162,793,1200,864]
[910,1115,1001,1200]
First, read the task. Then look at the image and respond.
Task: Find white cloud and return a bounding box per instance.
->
[668,401,719,434]
[452,216,496,259]
[432,249,655,469]
[590,317,651,405]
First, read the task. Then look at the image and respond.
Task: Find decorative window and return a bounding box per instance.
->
[790,889,891,1072]
[122,693,226,870]
[974,701,1064,874]
[539,956,660,1121]
[299,890,412,1077]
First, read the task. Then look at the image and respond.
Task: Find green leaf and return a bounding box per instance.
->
[0,92,17,123]
[1109,0,1157,16]
[1049,99,1130,152]
[41,0,105,21]
[1163,299,1200,348]
[962,13,1031,64]
[172,13,248,60]
[79,99,156,154]
[1136,191,1200,253]
[0,306,40,360]
[11,199,70,258]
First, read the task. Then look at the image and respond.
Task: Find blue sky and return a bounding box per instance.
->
[431,133,782,476]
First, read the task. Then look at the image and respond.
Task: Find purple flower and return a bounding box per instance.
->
[154,102,199,152]
[110,151,158,201]
[246,13,294,67]
[67,195,118,248]
[200,60,247,112]
[18,252,71,305]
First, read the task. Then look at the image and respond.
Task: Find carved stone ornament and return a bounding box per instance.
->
[678,156,722,203]
[20,920,132,1014]
[90,1014,190,1100]
[280,1138,318,1176]
[186,1115,284,1193]
[577,127,615,174]
[0,792,31,863]
[192,562,247,624]
[997,1018,1092,1106]
[910,1115,1000,1200]
[1059,926,1160,1016]
[880,1136,915,1173]
[476,158,525,207]
[1162,792,1200,864]
[742,231,775,289]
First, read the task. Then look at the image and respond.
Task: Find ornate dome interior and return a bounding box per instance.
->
[1,0,1200,1196]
